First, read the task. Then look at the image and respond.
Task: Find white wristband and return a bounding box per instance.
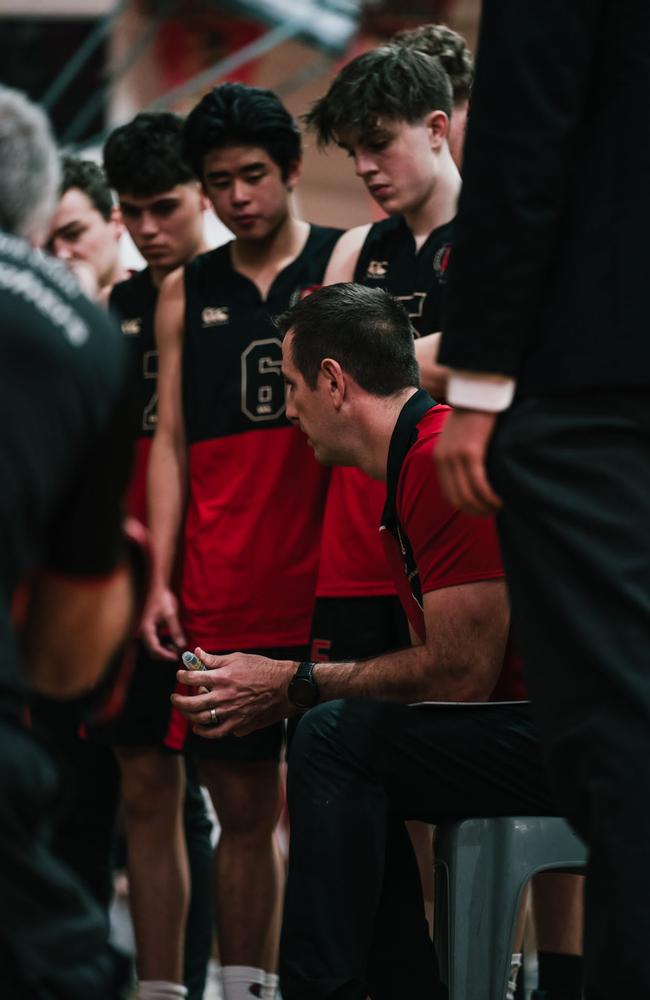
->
[446,373,516,413]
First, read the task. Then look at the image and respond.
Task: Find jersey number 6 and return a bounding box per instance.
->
[241,338,285,423]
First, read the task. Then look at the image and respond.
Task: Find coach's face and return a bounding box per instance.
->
[282,332,351,466]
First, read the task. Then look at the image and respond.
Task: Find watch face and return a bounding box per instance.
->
[288,675,318,710]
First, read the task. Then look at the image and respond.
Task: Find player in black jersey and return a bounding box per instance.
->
[0,85,139,999]
[144,83,339,1000]
[305,44,459,392]
[102,113,212,1000]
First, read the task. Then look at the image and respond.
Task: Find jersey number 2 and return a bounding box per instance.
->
[142,349,158,432]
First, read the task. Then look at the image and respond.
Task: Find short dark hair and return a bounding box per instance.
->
[60,155,113,220]
[183,82,302,182]
[276,283,420,397]
[393,24,474,104]
[103,112,195,197]
[304,45,452,147]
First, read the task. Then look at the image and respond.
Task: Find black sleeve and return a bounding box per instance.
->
[438,0,606,376]
[45,364,138,578]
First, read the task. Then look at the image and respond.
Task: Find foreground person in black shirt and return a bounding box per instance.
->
[0,86,139,999]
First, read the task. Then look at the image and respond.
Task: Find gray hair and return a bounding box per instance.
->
[0,86,60,241]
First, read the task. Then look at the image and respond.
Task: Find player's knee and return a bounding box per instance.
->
[203,760,281,837]
[117,747,183,820]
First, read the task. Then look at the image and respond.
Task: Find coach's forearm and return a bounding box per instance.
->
[312,643,487,704]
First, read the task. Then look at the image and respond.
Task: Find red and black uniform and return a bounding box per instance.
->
[111,267,159,524]
[182,225,340,759]
[281,393,546,1000]
[88,268,186,749]
[312,217,454,661]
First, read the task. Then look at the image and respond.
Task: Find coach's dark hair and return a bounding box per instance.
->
[60,156,113,220]
[183,82,301,182]
[276,283,420,397]
[103,112,195,197]
[393,24,474,104]
[304,45,452,147]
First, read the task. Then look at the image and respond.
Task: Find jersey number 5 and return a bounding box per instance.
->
[241,338,285,422]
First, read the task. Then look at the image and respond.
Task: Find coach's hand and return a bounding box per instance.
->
[140,584,186,660]
[435,408,502,516]
[172,648,296,738]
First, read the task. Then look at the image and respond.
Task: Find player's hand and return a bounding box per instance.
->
[172,648,296,738]
[69,260,99,300]
[435,408,502,515]
[140,584,185,660]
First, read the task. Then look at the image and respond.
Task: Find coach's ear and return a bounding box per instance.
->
[320,357,346,409]
[425,109,449,149]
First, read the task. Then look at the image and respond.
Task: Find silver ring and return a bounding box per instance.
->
[209,707,218,724]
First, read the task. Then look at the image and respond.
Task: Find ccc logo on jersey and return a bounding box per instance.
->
[121,317,142,336]
[366,260,388,279]
[202,305,230,327]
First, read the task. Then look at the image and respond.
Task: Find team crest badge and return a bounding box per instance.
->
[201,305,230,327]
[289,284,321,306]
[366,259,388,279]
[433,244,452,282]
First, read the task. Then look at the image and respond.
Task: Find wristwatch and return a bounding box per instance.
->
[287,661,319,710]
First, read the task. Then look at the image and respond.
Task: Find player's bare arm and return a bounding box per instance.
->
[414,331,451,400]
[23,568,136,697]
[141,265,188,659]
[172,577,509,736]
[322,224,371,285]
[325,231,450,399]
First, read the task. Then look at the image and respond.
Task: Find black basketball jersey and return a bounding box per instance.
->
[108,269,158,523]
[183,224,340,443]
[109,268,158,438]
[354,215,454,336]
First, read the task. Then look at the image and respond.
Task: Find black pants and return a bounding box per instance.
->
[31,698,214,999]
[30,697,121,908]
[489,390,650,1000]
[280,699,555,1000]
[0,715,129,999]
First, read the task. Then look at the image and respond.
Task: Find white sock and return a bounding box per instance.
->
[207,958,223,984]
[221,964,266,999]
[506,952,523,1000]
[138,982,188,1000]
[263,971,280,999]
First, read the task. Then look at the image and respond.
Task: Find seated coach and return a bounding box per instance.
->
[172,283,557,1000]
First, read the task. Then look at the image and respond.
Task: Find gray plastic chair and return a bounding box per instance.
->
[434,816,587,1000]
